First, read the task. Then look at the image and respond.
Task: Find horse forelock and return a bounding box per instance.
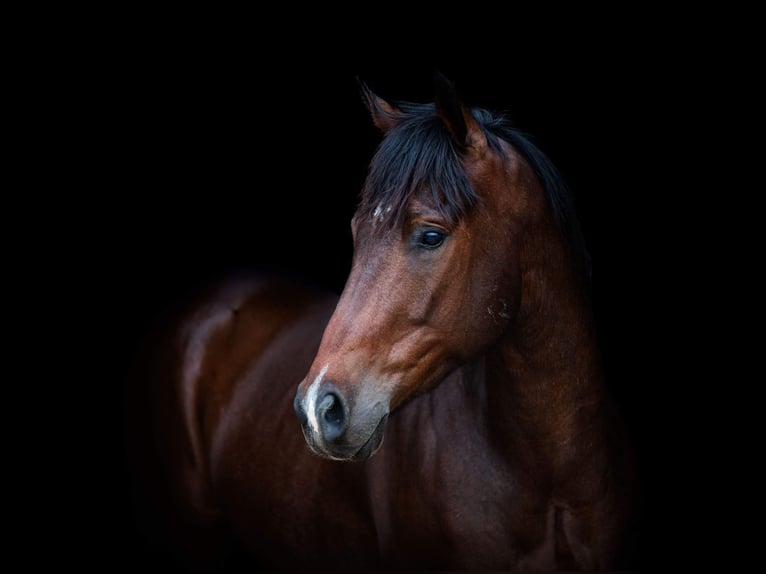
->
[358,101,479,230]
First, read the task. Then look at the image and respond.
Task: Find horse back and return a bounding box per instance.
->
[124,273,337,568]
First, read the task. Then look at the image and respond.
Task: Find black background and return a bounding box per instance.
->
[40,17,717,570]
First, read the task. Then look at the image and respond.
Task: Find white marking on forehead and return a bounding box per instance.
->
[305,363,328,434]
[371,203,393,224]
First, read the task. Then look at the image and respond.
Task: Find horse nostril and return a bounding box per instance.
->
[321,393,344,426]
[317,390,348,440]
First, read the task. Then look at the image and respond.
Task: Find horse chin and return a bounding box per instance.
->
[308,413,388,462]
[350,413,388,461]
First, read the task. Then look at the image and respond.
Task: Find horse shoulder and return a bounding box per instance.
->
[547,397,640,569]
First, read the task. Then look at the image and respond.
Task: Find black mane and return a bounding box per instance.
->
[358,100,590,283]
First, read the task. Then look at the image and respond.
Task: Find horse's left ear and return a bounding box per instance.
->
[434,72,487,155]
[358,79,404,135]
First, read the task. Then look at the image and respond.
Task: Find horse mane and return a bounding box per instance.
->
[358,100,592,286]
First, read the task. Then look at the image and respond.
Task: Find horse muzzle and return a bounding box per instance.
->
[293,379,389,461]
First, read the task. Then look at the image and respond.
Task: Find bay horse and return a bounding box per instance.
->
[126,76,637,570]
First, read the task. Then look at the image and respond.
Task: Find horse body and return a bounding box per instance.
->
[127,77,636,570]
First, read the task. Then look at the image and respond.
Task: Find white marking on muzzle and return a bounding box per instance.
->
[305,363,328,434]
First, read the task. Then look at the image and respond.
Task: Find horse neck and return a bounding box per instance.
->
[482,225,610,488]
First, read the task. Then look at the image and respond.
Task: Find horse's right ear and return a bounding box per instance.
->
[433,71,486,156]
[358,79,403,135]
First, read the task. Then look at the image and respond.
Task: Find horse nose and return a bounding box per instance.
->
[294,381,349,443]
[316,385,348,442]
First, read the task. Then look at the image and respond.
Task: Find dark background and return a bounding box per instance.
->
[44,20,717,570]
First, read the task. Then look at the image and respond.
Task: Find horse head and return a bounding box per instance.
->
[294,75,563,461]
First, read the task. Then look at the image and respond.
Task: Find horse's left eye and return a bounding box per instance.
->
[416,229,446,249]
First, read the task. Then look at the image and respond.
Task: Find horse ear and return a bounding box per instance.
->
[433,72,487,154]
[358,79,403,135]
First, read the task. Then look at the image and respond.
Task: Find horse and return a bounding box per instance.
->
[125,75,638,570]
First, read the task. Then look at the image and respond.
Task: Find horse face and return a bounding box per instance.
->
[295,158,533,461]
[294,80,534,461]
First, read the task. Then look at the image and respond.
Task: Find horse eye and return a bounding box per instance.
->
[416,229,446,249]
